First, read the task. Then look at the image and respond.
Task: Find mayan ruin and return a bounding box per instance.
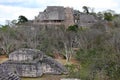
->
[1,48,67,77]
[1,0,119,79]
[33,6,75,28]
[31,6,97,28]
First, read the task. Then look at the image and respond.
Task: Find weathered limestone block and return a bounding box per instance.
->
[1,48,67,77]
[9,48,43,61]
[0,65,21,80]
[42,56,68,74]
[2,61,43,77]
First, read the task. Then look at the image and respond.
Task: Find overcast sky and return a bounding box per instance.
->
[0,0,120,25]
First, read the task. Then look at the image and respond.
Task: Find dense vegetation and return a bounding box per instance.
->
[1,8,120,80]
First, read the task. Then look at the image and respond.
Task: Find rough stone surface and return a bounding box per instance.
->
[0,65,21,80]
[42,55,67,74]
[1,48,67,77]
[79,13,97,27]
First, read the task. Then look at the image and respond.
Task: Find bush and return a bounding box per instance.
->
[67,25,78,32]
[65,64,80,78]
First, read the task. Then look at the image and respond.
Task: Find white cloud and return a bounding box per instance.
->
[0,5,40,24]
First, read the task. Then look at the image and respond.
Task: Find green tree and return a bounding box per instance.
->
[82,6,89,14]
[18,15,28,24]
[0,25,17,55]
[67,25,78,32]
[104,12,113,21]
[11,20,17,25]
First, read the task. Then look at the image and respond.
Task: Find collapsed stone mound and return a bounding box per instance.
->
[1,48,67,77]
[0,65,21,80]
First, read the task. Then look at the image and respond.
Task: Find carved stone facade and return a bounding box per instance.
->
[1,48,67,77]
[34,6,75,28]
[33,6,97,28]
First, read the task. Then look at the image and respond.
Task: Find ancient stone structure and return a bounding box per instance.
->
[64,7,75,27]
[78,13,97,27]
[1,48,67,77]
[33,6,97,28]
[34,6,75,28]
[0,64,21,80]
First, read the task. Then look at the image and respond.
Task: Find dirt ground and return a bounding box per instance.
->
[22,75,66,80]
[0,55,8,63]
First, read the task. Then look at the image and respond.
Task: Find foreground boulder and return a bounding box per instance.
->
[0,65,21,80]
[1,48,67,77]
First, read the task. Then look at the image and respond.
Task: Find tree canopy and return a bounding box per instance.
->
[67,25,78,32]
[104,12,113,21]
[82,6,89,14]
[18,15,28,24]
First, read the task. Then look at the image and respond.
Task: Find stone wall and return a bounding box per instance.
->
[42,56,68,74]
[35,6,65,21]
[64,7,75,28]
[9,53,33,61]
[79,13,97,27]
[33,6,75,28]
[22,6,99,29]
[9,48,43,61]
[0,65,21,80]
[1,62,43,77]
